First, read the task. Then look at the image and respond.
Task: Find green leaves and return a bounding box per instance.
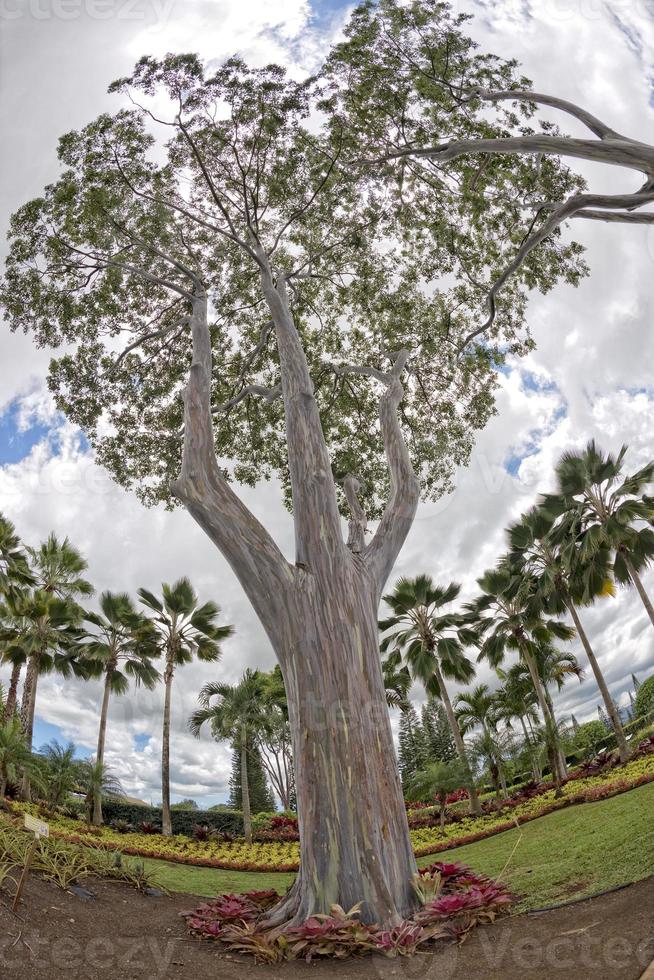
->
[2,4,587,516]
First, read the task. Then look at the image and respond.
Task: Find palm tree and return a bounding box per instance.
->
[85,592,160,824]
[0,514,34,720]
[407,759,468,834]
[15,534,94,796]
[77,759,125,824]
[516,644,583,777]
[255,667,295,811]
[455,684,509,798]
[38,741,81,808]
[494,665,541,782]
[508,504,630,762]
[467,562,575,790]
[380,575,482,815]
[190,669,269,842]
[543,441,654,626]
[139,578,234,836]
[1,590,91,800]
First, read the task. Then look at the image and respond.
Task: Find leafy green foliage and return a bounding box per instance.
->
[1,2,586,515]
[635,675,654,721]
[228,743,275,815]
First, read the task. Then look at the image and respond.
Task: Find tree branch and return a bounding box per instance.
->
[212,383,282,414]
[475,88,624,140]
[362,351,420,594]
[256,253,344,567]
[172,292,294,619]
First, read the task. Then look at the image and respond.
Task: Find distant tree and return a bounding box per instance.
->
[398,704,427,790]
[171,798,199,810]
[573,720,609,759]
[228,743,275,815]
[380,575,481,815]
[85,591,159,825]
[634,676,654,722]
[0,709,39,799]
[407,759,468,835]
[139,578,233,836]
[421,698,456,764]
[0,514,34,721]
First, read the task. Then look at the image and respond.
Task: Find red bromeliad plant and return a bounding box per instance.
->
[181,862,514,961]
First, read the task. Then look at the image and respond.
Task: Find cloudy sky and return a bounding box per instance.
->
[1,0,653,807]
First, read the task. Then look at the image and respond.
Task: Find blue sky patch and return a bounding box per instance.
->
[134,733,151,752]
[0,400,52,465]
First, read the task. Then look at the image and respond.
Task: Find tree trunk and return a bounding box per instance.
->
[517,639,564,791]
[241,723,252,844]
[623,553,654,628]
[268,572,419,928]
[4,662,22,720]
[566,599,629,763]
[432,662,482,816]
[173,277,421,928]
[161,659,174,837]
[93,673,112,826]
[19,654,39,801]
[519,716,541,782]
[544,689,568,779]
[0,774,6,799]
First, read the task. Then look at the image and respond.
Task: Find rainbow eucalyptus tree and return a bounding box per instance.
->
[1,4,587,926]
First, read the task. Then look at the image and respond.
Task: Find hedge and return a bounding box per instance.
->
[101,799,244,837]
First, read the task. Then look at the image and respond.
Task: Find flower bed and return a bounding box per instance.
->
[11,753,654,874]
[180,861,514,961]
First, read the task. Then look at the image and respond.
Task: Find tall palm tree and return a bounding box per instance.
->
[0,514,34,720]
[467,562,575,790]
[380,575,482,815]
[455,684,509,798]
[190,668,269,842]
[139,578,234,836]
[1,590,91,799]
[543,441,654,626]
[17,535,94,784]
[509,504,629,761]
[85,592,160,824]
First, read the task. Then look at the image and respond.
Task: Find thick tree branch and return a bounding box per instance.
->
[475,89,624,140]
[257,251,344,567]
[363,351,420,594]
[172,292,294,619]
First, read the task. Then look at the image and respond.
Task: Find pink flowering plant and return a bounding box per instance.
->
[181,861,514,961]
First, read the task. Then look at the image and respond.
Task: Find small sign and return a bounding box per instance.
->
[24,814,49,839]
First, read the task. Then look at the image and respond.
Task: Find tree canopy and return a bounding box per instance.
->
[2,0,586,517]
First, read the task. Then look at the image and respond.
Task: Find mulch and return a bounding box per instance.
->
[1,873,653,980]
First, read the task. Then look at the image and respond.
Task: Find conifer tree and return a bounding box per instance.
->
[228,742,275,814]
[397,704,427,789]
[421,698,456,764]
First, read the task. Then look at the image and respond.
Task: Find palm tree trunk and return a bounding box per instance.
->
[432,663,482,816]
[19,654,39,801]
[517,639,564,791]
[565,599,629,763]
[622,552,654,628]
[241,722,252,844]
[519,716,542,782]
[92,673,112,826]
[161,658,174,837]
[4,662,22,720]
[544,688,568,779]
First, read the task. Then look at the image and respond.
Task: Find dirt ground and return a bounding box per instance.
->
[1,875,653,980]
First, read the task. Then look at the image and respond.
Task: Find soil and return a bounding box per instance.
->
[1,875,653,980]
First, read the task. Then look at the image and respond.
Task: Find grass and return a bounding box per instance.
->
[141,856,295,898]
[418,779,654,911]
[142,780,654,912]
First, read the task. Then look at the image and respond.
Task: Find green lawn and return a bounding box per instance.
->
[419,779,654,910]
[143,781,654,912]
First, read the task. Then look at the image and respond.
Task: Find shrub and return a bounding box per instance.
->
[101,799,244,837]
